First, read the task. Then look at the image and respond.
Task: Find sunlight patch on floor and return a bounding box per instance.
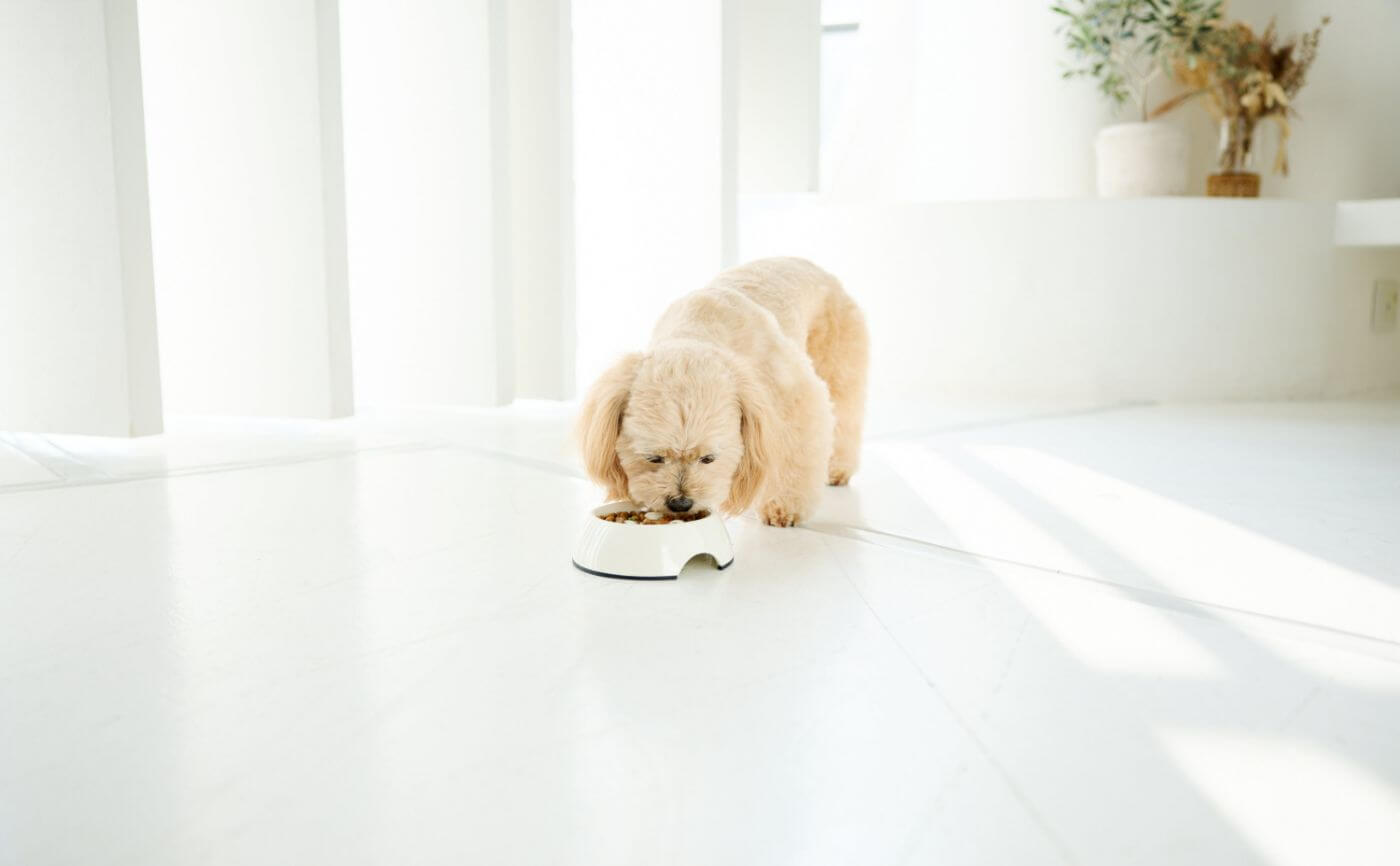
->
[1160,728,1400,866]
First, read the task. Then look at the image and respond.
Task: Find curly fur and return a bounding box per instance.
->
[574,257,869,528]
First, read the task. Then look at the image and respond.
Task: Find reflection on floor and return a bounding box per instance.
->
[2,399,1398,865]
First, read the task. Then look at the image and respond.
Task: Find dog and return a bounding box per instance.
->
[575,257,868,527]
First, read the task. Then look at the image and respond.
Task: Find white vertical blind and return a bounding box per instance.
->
[340,0,575,408]
[737,0,820,194]
[0,0,163,436]
[340,0,510,408]
[140,0,354,418]
[571,0,738,387]
[2,0,737,429]
[507,0,576,400]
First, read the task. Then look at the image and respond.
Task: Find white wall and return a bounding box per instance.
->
[740,197,1382,404]
[739,0,1400,409]
[572,0,737,387]
[340,0,511,408]
[1328,247,1400,395]
[0,0,163,436]
[908,0,1115,201]
[822,0,1114,200]
[825,0,1400,202]
[140,0,353,418]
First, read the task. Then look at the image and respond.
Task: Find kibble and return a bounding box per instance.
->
[599,509,709,525]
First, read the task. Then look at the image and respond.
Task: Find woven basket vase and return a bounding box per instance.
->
[1206,172,1261,197]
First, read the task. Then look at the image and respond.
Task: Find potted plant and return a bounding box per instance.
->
[1053,0,1220,197]
[1166,15,1329,196]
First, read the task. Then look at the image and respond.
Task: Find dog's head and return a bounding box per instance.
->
[575,343,774,516]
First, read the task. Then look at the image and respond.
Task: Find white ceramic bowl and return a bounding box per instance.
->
[572,501,734,580]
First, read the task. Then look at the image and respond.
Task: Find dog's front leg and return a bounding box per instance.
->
[758,457,827,527]
[757,390,832,527]
[760,500,808,527]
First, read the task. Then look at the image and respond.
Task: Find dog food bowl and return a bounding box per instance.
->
[572,501,734,580]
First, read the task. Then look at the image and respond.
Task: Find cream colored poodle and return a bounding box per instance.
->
[575,257,868,527]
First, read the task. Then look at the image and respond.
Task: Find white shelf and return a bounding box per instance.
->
[1335,199,1400,246]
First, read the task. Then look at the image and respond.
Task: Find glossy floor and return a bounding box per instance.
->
[2,399,1399,865]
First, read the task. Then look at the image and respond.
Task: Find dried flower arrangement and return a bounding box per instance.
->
[1053,0,1222,121]
[1164,15,1330,178]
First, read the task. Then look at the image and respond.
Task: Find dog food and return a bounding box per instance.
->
[599,509,709,525]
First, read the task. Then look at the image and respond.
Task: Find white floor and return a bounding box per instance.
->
[2,399,1399,866]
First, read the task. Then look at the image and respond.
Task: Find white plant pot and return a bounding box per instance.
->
[1095,121,1189,198]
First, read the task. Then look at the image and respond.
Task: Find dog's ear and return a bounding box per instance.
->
[575,352,643,501]
[723,370,775,514]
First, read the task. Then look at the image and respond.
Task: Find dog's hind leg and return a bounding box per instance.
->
[806,287,869,486]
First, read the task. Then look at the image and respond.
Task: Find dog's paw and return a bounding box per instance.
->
[759,502,802,527]
[828,458,857,486]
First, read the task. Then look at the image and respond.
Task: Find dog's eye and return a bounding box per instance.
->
[647,456,665,464]
[699,454,715,464]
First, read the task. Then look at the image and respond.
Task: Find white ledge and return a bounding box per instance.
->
[1335,199,1400,246]
[742,194,1400,248]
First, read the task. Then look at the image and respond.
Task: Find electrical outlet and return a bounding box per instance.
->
[1374,279,1399,333]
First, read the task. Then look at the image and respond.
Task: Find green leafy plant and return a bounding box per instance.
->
[1052,0,1222,121]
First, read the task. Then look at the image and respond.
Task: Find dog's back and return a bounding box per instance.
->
[652,257,847,356]
[706,257,844,347]
[707,257,869,488]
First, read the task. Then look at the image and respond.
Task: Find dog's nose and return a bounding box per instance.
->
[666,496,693,513]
